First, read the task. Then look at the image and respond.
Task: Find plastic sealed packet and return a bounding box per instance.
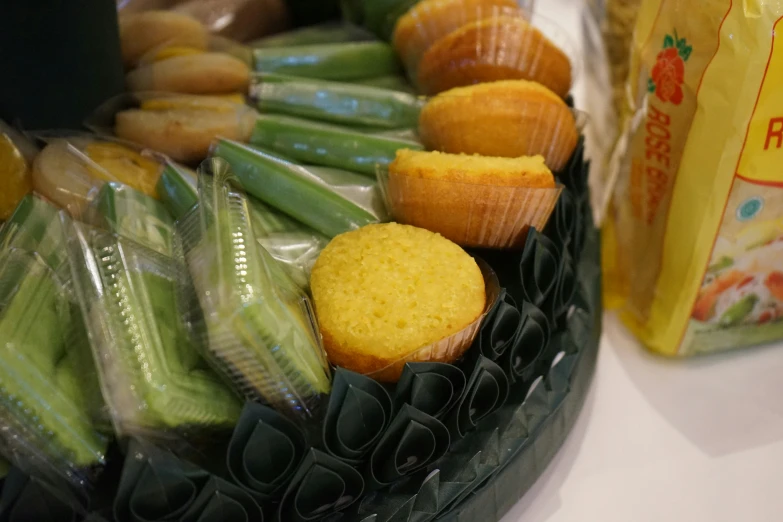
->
[249,113,423,176]
[178,157,332,420]
[171,0,291,42]
[0,196,107,487]
[0,120,37,221]
[367,260,501,382]
[212,138,389,237]
[252,41,402,81]
[250,72,425,130]
[66,209,242,442]
[393,3,578,97]
[248,21,375,48]
[156,160,329,289]
[30,132,165,218]
[605,0,783,356]
[88,91,257,164]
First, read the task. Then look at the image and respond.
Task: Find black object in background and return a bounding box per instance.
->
[0,1,125,130]
[285,0,341,26]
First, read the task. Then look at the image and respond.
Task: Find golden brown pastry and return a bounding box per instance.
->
[393,0,519,71]
[417,15,572,97]
[115,97,257,164]
[311,223,486,381]
[119,11,208,67]
[419,80,578,171]
[126,52,251,95]
[387,149,560,248]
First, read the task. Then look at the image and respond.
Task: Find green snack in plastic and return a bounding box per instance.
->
[0,197,107,473]
[156,161,328,289]
[182,159,332,419]
[94,182,175,257]
[156,162,200,221]
[68,219,242,435]
[253,41,401,81]
[718,295,758,328]
[253,73,423,129]
[213,138,387,237]
[249,22,373,48]
[354,75,417,94]
[250,113,423,176]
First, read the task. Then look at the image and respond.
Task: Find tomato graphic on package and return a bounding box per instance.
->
[647,31,692,105]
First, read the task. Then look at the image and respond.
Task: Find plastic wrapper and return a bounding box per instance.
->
[419,86,587,172]
[0,196,107,487]
[67,199,242,443]
[249,113,423,176]
[29,133,165,218]
[88,91,257,164]
[378,167,562,249]
[250,72,425,129]
[0,120,37,221]
[212,138,389,237]
[248,21,374,48]
[605,0,783,356]
[157,161,329,290]
[364,260,501,382]
[178,158,332,420]
[404,6,578,97]
[252,41,402,81]
[172,0,291,42]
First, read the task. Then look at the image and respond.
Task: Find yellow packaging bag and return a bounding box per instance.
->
[606,0,783,356]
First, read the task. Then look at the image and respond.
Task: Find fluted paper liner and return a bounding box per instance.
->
[411,9,579,97]
[226,403,307,504]
[277,449,364,522]
[365,260,501,383]
[378,166,563,249]
[394,363,466,419]
[114,440,263,522]
[323,369,393,465]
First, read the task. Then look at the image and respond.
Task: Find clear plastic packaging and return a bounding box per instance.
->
[178,157,332,420]
[29,133,165,218]
[66,217,242,442]
[87,91,257,164]
[172,0,291,42]
[0,120,37,220]
[249,72,425,129]
[0,196,107,487]
[212,138,389,237]
[406,6,579,98]
[418,82,587,172]
[378,166,562,249]
[367,260,501,382]
[156,160,329,290]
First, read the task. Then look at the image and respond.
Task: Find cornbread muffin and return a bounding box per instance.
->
[311,223,486,381]
[419,80,579,171]
[119,11,208,67]
[386,149,561,248]
[417,16,572,98]
[115,104,257,164]
[126,53,251,95]
[393,0,519,71]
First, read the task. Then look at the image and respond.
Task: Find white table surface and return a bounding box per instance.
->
[503,2,783,520]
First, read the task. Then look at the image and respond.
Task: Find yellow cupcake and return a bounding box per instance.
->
[311,223,486,381]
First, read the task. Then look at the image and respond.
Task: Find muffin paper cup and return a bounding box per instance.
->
[419,92,587,171]
[407,7,580,97]
[365,260,501,382]
[378,166,563,249]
